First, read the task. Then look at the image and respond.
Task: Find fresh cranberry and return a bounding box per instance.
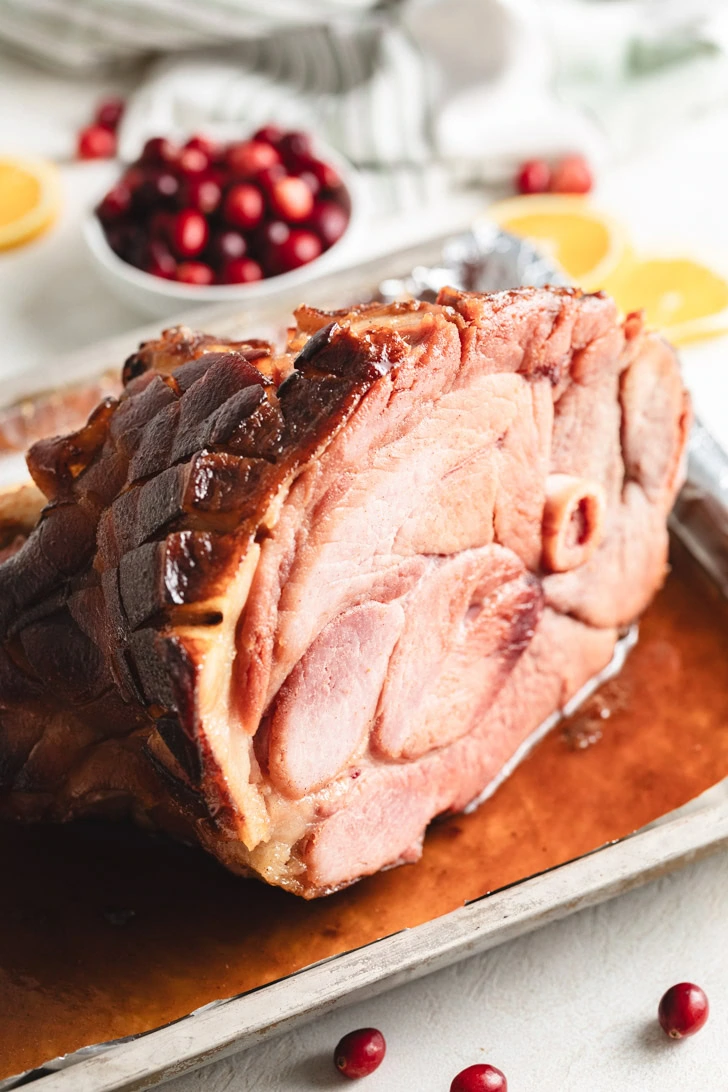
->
[278,130,313,163]
[257,219,290,250]
[134,169,180,209]
[253,124,284,145]
[549,154,593,194]
[148,209,175,243]
[256,219,290,274]
[170,208,209,258]
[121,165,145,193]
[297,169,321,197]
[516,158,551,195]
[227,140,281,178]
[222,257,264,284]
[95,97,125,131]
[182,176,222,214]
[450,1064,507,1092]
[658,983,709,1039]
[178,145,210,176]
[269,175,314,222]
[141,137,179,166]
[208,229,248,265]
[145,238,177,279]
[108,224,146,267]
[223,183,265,229]
[96,183,132,222]
[254,163,287,197]
[276,228,322,272]
[334,1028,386,1080]
[306,157,342,192]
[176,261,214,285]
[308,200,348,246]
[184,134,219,158]
[77,124,116,160]
[105,223,132,260]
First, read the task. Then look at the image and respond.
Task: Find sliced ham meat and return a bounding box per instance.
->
[0,288,690,896]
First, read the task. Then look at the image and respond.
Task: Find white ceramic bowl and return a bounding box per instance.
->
[83,145,360,319]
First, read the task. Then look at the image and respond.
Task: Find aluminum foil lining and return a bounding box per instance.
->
[1,226,726,1092]
[378,222,569,303]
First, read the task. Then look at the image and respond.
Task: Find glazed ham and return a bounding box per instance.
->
[0,288,690,896]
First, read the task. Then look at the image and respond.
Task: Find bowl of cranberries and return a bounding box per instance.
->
[84,127,356,317]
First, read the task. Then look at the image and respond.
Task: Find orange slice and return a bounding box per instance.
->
[602,256,728,345]
[486,195,629,292]
[0,157,61,251]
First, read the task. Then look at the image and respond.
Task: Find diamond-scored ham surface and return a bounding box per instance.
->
[0,289,691,896]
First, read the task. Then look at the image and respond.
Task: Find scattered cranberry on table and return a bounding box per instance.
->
[77,97,126,159]
[515,152,593,195]
[516,158,551,195]
[95,97,125,132]
[78,125,117,160]
[658,982,709,1039]
[450,1063,508,1092]
[95,126,350,285]
[549,154,593,195]
[333,1027,386,1080]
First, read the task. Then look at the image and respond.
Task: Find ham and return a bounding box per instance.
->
[0,288,691,896]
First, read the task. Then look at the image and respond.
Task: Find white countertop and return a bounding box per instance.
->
[2,51,728,1092]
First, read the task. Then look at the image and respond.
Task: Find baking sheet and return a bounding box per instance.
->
[1,229,727,1091]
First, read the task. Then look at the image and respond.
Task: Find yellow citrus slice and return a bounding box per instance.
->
[485,195,629,292]
[0,157,61,251]
[602,256,728,345]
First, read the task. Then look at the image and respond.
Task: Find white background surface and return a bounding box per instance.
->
[2,46,728,1092]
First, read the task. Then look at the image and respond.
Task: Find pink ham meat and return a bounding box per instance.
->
[0,288,690,896]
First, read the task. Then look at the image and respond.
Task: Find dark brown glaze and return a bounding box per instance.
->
[0,327,282,458]
[0,317,417,842]
[0,540,726,1081]
[0,375,121,456]
[121,325,283,386]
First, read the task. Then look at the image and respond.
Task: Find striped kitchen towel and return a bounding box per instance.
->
[0,0,605,211]
[0,0,392,72]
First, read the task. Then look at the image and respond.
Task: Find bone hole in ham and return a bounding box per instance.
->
[541,473,607,573]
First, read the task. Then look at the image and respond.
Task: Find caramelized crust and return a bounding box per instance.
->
[0,311,422,845]
[0,289,690,896]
